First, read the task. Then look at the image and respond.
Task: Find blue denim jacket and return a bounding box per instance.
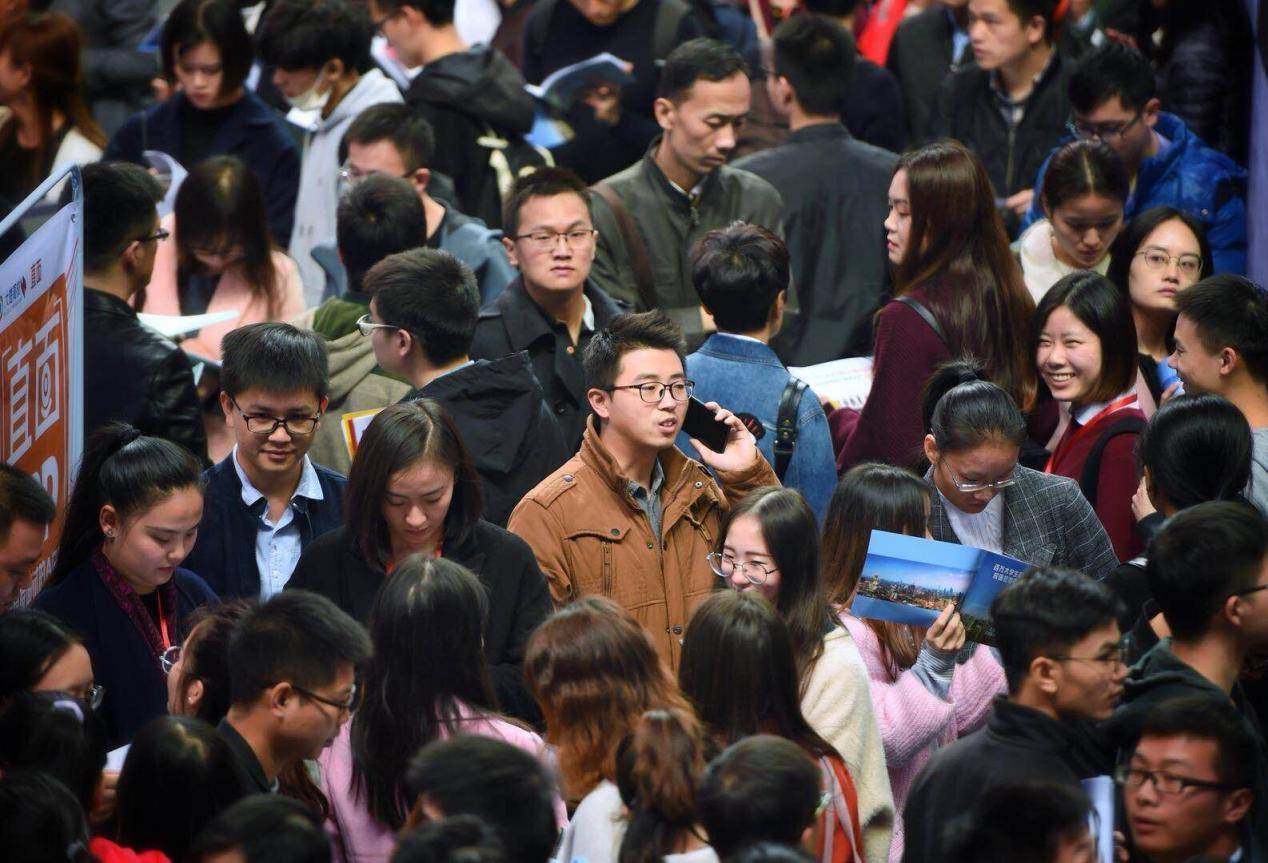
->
[678,333,837,522]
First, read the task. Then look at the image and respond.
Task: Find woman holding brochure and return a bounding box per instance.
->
[710,486,894,863]
[919,362,1119,578]
[820,462,1005,863]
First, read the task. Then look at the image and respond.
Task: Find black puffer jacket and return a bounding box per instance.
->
[402,351,572,527]
[83,288,207,462]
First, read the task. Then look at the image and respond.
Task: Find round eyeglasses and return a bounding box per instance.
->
[608,380,695,404]
[707,551,776,585]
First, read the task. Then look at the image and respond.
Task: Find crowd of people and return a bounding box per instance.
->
[0,0,1264,860]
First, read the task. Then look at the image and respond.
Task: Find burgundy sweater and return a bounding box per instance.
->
[835,290,952,472]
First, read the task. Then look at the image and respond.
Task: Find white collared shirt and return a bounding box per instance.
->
[233,447,325,599]
[940,489,1005,554]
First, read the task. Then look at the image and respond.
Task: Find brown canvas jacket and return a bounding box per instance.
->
[508,416,779,669]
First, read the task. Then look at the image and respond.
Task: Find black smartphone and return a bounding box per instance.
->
[683,397,730,453]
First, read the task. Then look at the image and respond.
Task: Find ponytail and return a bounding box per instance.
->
[616,709,708,863]
[923,359,1026,456]
[50,424,204,585]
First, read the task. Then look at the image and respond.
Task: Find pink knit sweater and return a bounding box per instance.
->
[839,613,1005,863]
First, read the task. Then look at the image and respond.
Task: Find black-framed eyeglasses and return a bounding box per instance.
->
[1231,584,1268,599]
[511,228,597,250]
[229,397,321,437]
[608,380,694,403]
[135,227,170,244]
[707,551,776,585]
[292,683,359,714]
[1067,112,1143,143]
[1049,648,1127,670]
[1115,765,1237,797]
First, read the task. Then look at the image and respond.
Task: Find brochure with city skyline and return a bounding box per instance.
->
[852,531,1031,645]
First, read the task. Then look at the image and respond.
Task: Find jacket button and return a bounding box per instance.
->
[555,402,567,414]
[672,625,683,635]
[563,474,574,482]
[694,481,703,488]
[611,528,620,536]
[646,541,653,549]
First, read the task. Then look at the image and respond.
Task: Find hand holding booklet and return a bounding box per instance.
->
[851,530,1030,645]
[525,53,636,109]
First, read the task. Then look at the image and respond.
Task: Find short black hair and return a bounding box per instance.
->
[0,609,81,705]
[256,0,372,73]
[1137,394,1252,513]
[691,222,789,333]
[0,463,54,543]
[161,0,254,93]
[1031,272,1138,404]
[227,590,371,706]
[583,310,686,392]
[772,15,854,117]
[189,794,329,863]
[800,0,861,15]
[991,566,1124,692]
[336,174,427,295]
[945,782,1091,863]
[1147,501,1268,640]
[501,166,592,240]
[220,322,330,401]
[1003,0,1058,42]
[393,815,507,863]
[1134,696,1259,791]
[697,736,821,859]
[657,38,749,102]
[1069,42,1157,115]
[343,103,437,171]
[364,249,480,366]
[1174,275,1268,384]
[365,0,453,27]
[79,161,162,274]
[405,736,558,863]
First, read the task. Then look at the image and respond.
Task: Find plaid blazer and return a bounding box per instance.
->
[926,465,1119,580]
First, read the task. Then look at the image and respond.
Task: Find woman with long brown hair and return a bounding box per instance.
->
[834,140,1035,473]
[0,11,105,205]
[819,463,1004,863]
[525,596,694,806]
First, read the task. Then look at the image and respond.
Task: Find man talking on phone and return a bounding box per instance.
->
[509,310,778,669]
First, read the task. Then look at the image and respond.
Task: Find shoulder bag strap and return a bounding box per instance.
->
[1078,414,1147,508]
[591,183,658,312]
[774,377,808,482]
[893,294,948,347]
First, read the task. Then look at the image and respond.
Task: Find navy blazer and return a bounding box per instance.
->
[104,91,301,245]
[182,455,347,601]
[34,560,220,748]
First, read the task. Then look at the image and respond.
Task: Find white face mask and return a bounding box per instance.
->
[285,75,331,112]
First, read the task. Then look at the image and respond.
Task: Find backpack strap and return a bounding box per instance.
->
[774,377,807,482]
[893,294,948,346]
[1078,414,1147,509]
[591,183,658,312]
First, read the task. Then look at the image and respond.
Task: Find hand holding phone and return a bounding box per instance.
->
[684,397,730,454]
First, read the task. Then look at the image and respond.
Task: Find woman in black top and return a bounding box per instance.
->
[288,399,552,721]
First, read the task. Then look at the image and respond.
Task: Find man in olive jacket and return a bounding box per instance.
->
[589,38,785,350]
[508,310,778,670]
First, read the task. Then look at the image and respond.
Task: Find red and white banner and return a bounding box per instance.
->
[0,165,84,605]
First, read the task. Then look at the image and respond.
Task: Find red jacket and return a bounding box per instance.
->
[1046,404,1145,562]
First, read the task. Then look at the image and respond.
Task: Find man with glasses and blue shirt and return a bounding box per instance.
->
[1022,42,1247,274]
[509,310,777,670]
[183,323,347,601]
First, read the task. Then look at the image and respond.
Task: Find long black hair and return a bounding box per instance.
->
[115,716,244,861]
[678,591,838,760]
[716,487,833,691]
[0,609,82,704]
[50,423,204,585]
[350,555,498,829]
